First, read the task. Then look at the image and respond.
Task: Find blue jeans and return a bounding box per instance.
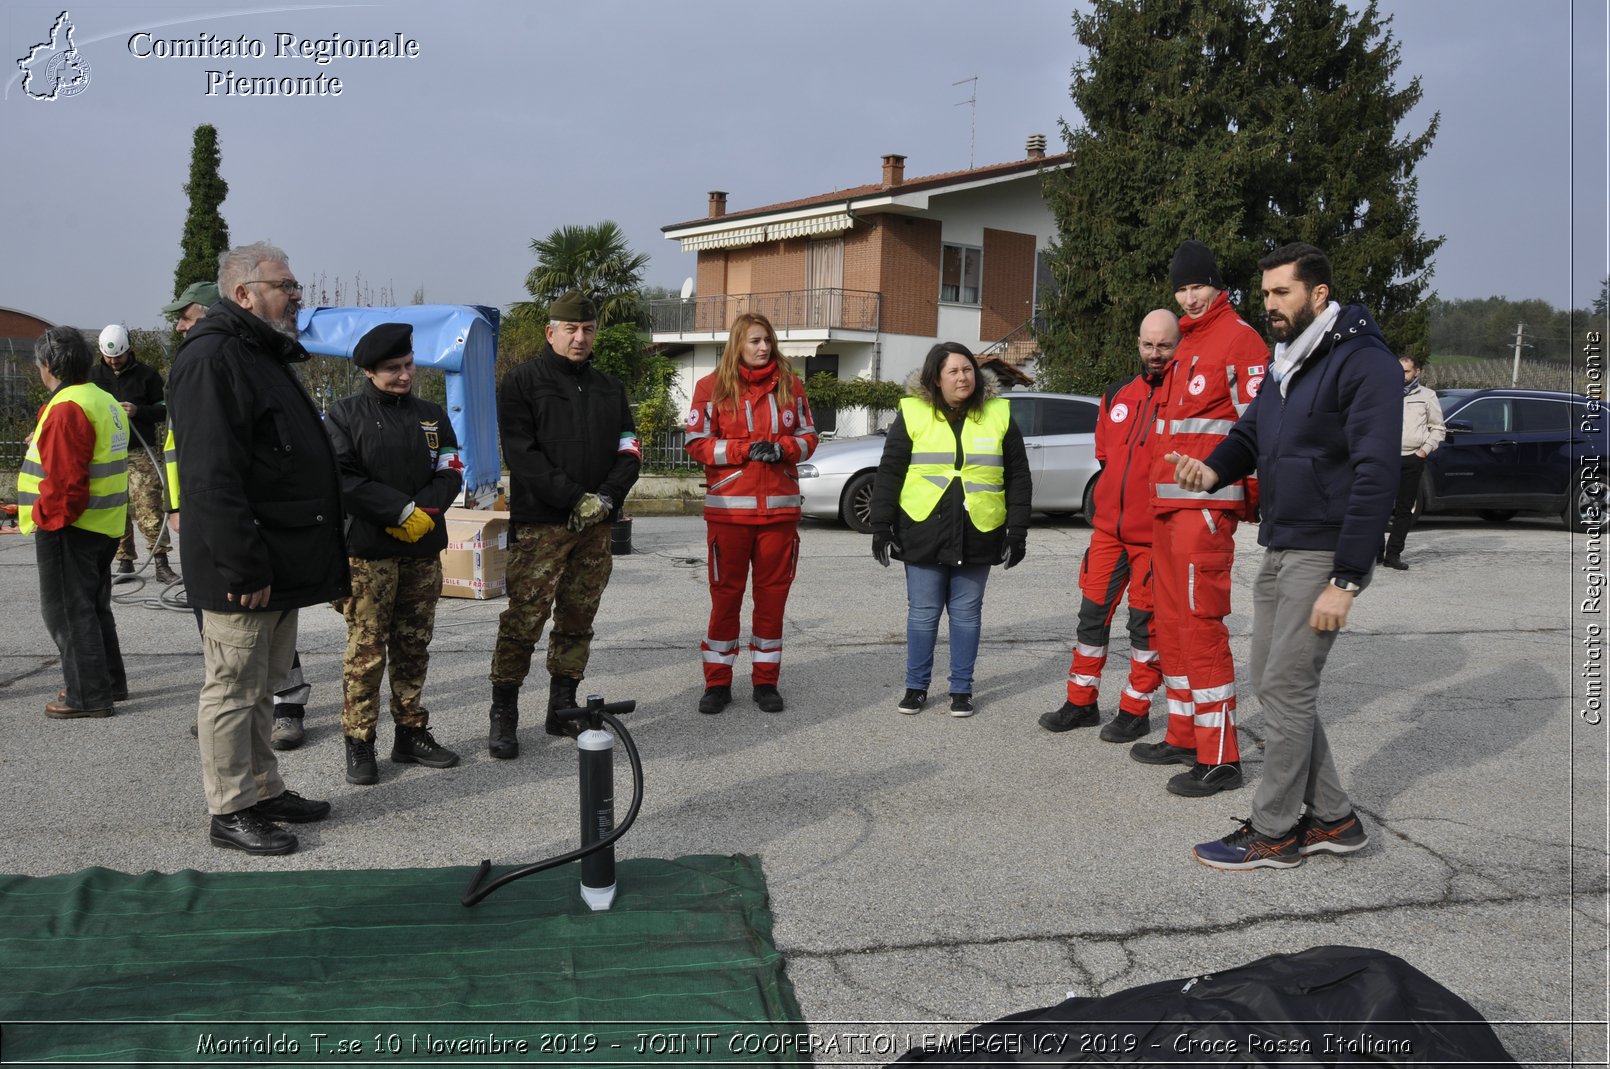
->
[904,562,990,694]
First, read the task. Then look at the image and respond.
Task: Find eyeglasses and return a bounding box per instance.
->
[1139,343,1176,353]
[245,278,303,294]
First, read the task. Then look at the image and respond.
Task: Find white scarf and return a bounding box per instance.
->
[1270,301,1341,397]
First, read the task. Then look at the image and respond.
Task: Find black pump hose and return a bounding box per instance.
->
[461,709,644,907]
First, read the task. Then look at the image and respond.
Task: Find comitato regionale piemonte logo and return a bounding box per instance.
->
[17,11,91,100]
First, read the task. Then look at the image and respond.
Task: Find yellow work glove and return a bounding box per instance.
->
[566,493,610,533]
[385,505,436,543]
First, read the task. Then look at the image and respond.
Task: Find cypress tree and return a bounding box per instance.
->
[1038,0,1440,392]
[172,124,230,299]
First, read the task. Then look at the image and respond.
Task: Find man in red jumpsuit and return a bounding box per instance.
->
[1040,309,1177,741]
[1131,240,1267,797]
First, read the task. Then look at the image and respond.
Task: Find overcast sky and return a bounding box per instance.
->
[1,0,1604,330]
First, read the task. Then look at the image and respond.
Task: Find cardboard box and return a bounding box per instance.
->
[439,507,510,600]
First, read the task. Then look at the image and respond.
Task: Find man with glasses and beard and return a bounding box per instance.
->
[1166,242,1400,870]
[167,242,349,856]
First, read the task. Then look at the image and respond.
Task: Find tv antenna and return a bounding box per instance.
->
[953,76,977,168]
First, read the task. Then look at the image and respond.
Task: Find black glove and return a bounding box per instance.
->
[748,440,783,463]
[1001,528,1027,569]
[872,526,900,567]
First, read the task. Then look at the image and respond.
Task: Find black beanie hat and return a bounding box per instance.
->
[353,322,413,369]
[1170,240,1224,290]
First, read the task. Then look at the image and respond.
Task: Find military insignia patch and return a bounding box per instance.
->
[421,420,439,450]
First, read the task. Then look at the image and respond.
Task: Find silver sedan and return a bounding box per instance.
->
[797,391,1104,533]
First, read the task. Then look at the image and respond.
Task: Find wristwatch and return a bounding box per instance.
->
[1328,577,1362,593]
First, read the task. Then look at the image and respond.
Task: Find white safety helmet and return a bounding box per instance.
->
[98,324,130,358]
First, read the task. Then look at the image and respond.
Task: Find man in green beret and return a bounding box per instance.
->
[487,290,640,758]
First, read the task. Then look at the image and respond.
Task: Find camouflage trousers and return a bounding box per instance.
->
[490,520,613,686]
[340,555,442,740]
[117,449,171,562]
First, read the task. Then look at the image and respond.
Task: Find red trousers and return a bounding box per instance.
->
[702,521,799,687]
[1066,528,1160,716]
[1151,508,1240,764]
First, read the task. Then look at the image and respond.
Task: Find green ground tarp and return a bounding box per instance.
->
[0,854,809,1066]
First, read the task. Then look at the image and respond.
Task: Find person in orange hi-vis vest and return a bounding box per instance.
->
[684,313,817,715]
[1131,240,1267,798]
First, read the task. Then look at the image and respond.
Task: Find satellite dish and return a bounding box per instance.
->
[679,277,694,300]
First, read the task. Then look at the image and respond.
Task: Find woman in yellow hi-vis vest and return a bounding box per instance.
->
[869,343,1032,717]
[18,327,130,718]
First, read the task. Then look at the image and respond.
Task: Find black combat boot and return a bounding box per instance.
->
[344,736,378,786]
[546,675,583,738]
[489,684,520,759]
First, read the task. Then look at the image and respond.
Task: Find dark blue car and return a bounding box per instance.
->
[1422,388,1608,531]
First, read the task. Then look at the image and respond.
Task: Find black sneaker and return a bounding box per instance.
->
[1192,818,1301,870]
[698,686,732,715]
[1100,712,1151,743]
[896,688,927,714]
[1167,762,1244,797]
[948,693,975,717]
[252,789,331,824]
[392,725,460,769]
[344,736,379,786]
[752,684,785,713]
[1129,740,1196,765]
[209,810,297,855]
[1038,701,1098,732]
[1296,809,1368,855]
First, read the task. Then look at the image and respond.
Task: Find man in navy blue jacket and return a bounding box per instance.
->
[1166,242,1402,870]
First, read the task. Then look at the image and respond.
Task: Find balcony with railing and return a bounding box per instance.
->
[650,288,880,337]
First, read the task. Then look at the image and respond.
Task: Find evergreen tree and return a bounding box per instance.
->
[172,124,230,299]
[1038,0,1440,392]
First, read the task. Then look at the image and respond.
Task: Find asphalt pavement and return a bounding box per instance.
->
[0,512,1602,1066]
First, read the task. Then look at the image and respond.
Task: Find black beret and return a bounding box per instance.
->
[549,290,598,322]
[1170,240,1224,291]
[353,322,413,369]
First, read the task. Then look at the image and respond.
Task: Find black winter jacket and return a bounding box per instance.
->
[498,346,640,525]
[167,299,350,611]
[91,355,166,453]
[869,380,1033,566]
[1203,303,1402,587]
[326,382,463,560]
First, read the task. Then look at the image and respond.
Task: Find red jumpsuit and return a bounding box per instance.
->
[1065,371,1165,715]
[684,362,817,687]
[1150,293,1267,765]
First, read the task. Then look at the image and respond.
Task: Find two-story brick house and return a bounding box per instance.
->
[650,137,1068,435]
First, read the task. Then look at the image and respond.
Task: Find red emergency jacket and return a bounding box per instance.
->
[1090,370,1166,545]
[685,361,818,525]
[1151,292,1267,514]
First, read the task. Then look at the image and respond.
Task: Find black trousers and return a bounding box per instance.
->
[1385,454,1425,556]
[36,525,125,708]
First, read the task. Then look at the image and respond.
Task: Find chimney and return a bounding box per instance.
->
[881,154,905,188]
[1026,134,1047,160]
[707,191,728,218]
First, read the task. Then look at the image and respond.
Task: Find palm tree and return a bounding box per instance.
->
[517,221,650,328]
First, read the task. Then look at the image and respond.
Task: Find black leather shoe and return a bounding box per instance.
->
[1383,553,1408,570]
[1100,712,1151,743]
[1038,701,1099,732]
[210,810,297,855]
[752,684,785,713]
[1167,762,1245,797]
[254,789,331,823]
[1130,740,1196,765]
[698,686,732,715]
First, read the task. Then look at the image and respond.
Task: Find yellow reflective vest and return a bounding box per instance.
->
[897,396,1009,532]
[164,427,179,510]
[18,383,129,536]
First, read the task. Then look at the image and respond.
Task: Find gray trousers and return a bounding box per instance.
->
[1248,549,1358,837]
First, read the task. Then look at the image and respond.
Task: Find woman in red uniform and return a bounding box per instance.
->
[684,313,817,714]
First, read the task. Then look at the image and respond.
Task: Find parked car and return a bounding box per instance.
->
[797,391,1103,533]
[1421,388,1608,531]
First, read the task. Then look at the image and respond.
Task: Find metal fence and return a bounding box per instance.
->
[649,288,880,335]
[1423,358,1582,393]
[641,428,700,472]
[0,341,46,469]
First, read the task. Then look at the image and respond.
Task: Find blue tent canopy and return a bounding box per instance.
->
[297,304,502,503]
